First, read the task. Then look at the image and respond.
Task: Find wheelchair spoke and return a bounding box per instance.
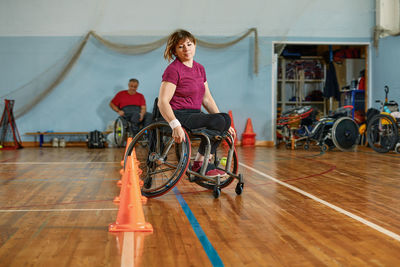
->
[148,167,176,176]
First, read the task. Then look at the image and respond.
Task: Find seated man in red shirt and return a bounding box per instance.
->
[110,78,151,135]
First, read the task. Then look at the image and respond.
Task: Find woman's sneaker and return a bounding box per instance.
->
[191,161,227,177]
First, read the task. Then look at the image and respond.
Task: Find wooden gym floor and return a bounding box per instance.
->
[0,146,400,266]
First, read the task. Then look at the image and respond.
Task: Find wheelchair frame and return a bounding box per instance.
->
[366,113,400,153]
[302,115,359,152]
[278,106,359,152]
[366,86,400,153]
[123,121,244,198]
[114,114,148,147]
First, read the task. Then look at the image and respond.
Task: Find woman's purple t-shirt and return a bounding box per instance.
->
[162,59,207,110]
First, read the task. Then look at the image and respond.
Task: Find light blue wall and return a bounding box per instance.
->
[1,35,272,140]
[1,35,372,142]
[0,0,380,142]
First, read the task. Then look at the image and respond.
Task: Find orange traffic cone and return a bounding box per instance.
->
[113,153,133,204]
[109,150,153,233]
[124,137,133,156]
[241,118,256,146]
[117,137,133,185]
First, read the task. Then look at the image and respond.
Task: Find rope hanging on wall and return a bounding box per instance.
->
[90,28,259,73]
[1,28,259,119]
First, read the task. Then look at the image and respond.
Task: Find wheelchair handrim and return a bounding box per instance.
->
[124,122,192,198]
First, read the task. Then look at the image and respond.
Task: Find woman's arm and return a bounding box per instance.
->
[158,81,177,121]
[158,81,186,143]
[202,82,220,114]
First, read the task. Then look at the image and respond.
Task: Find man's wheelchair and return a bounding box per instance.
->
[114,116,131,147]
[278,105,359,152]
[113,108,151,147]
[122,101,244,199]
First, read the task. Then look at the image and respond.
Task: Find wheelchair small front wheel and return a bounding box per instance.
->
[235,182,244,195]
[213,187,221,198]
[321,143,329,152]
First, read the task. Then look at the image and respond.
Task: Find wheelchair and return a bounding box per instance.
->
[366,86,400,153]
[304,110,359,152]
[123,100,244,199]
[280,106,359,152]
[114,112,150,147]
[114,116,130,147]
[277,105,315,149]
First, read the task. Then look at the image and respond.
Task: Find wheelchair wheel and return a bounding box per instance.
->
[331,117,359,151]
[124,122,191,198]
[193,137,238,190]
[367,114,399,153]
[114,117,127,147]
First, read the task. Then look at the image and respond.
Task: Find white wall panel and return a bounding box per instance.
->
[0,0,374,37]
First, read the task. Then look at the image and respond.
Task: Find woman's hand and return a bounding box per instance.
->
[172,126,186,143]
[228,126,236,139]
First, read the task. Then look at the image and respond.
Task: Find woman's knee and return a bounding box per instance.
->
[208,114,227,131]
[217,113,231,131]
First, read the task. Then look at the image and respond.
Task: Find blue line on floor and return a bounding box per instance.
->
[173,187,224,267]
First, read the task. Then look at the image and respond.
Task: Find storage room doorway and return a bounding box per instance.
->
[273,42,369,145]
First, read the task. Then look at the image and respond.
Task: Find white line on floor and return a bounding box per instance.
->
[239,162,400,242]
[121,232,134,267]
[0,208,118,212]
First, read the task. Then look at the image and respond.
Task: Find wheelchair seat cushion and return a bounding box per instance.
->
[189,127,226,140]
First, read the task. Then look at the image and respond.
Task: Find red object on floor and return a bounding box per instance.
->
[241,118,256,146]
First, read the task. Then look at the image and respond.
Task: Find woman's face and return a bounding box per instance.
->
[175,38,196,62]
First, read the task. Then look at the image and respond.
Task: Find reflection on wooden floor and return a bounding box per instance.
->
[1,146,400,266]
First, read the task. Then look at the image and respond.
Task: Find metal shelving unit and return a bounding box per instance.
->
[278,56,327,115]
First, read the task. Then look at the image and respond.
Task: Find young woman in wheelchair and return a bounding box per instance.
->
[157,29,236,178]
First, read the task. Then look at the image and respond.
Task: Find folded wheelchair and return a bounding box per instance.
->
[303,106,359,152]
[278,105,359,152]
[277,106,315,149]
[123,99,244,198]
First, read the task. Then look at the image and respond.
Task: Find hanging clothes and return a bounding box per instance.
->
[323,62,341,101]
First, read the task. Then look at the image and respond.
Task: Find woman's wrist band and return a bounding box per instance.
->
[169,119,181,129]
